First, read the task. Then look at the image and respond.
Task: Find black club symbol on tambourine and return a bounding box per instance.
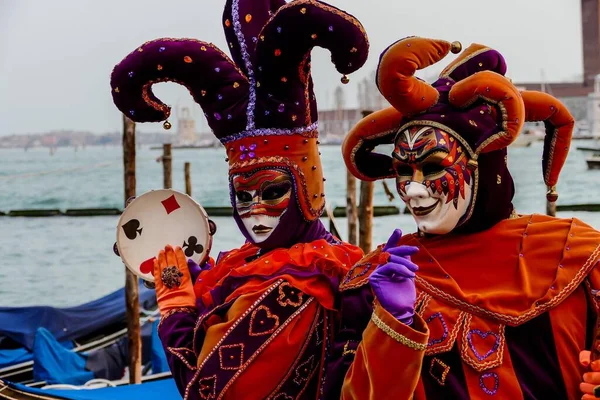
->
[182,236,204,258]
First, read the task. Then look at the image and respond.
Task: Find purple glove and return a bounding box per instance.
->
[369,229,419,325]
[187,258,212,284]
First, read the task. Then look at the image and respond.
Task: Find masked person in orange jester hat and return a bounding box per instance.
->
[331,36,600,399]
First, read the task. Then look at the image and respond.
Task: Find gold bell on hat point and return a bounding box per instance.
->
[466,158,478,170]
[163,120,172,130]
[450,41,462,54]
[341,75,350,84]
[546,185,558,202]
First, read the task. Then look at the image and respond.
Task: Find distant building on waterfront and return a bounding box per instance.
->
[175,107,198,145]
[516,0,600,131]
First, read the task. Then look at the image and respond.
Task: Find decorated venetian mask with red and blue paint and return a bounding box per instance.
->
[393,125,475,234]
[232,169,293,243]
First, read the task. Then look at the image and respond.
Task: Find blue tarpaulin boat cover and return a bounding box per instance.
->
[150,320,169,374]
[9,378,179,400]
[33,329,94,386]
[0,281,156,351]
[32,320,168,385]
[0,347,32,369]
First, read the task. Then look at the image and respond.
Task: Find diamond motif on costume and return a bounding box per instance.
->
[467,329,499,361]
[429,357,450,386]
[277,282,304,307]
[218,343,244,371]
[293,355,315,385]
[167,347,198,371]
[249,305,280,336]
[198,375,217,400]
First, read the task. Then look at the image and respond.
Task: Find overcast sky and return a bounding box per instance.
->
[0,0,584,136]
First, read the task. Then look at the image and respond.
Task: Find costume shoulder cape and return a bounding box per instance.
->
[196,239,363,311]
[341,214,600,326]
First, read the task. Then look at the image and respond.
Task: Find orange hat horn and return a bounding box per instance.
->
[376,37,461,117]
[521,90,575,201]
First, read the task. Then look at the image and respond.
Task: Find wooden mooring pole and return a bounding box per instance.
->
[163,144,172,189]
[346,171,358,245]
[184,162,192,196]
[122,115,142,384]
[358,110,374,253]
[358,180,374,253]
[547,200,557,217]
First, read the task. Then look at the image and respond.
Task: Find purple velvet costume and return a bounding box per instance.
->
[109,0,371,398]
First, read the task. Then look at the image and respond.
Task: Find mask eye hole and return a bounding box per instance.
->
[422,163,445,176]
[235,191,253,203]
[262,182,291,201]
[395,164,413,177]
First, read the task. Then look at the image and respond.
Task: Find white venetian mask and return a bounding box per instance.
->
[232,169,293,243]
[393,125,475,235]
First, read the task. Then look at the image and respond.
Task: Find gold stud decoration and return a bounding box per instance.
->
[114,87,120,93]
[300,7,307,14]
[245,14,252,23]
[311,33,318,40]
[341,75,350,84]
[157,64,163,71]
[163,121,172,130]
[201,46,207,51]
[450,41,462,54]
[233,82,240,88]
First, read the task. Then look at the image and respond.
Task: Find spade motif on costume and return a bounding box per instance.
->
[183,236,204,257]
[293,355,316,385]
[198,375,217,400]
[122,219,143,240]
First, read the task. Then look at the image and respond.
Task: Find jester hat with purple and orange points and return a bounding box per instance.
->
[111,0,369,221]
[343,37,574,232]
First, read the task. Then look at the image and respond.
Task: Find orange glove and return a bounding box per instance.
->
[152,245,196,315]
[579,350,600,399]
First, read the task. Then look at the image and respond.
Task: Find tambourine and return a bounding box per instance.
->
[115,189,215,283]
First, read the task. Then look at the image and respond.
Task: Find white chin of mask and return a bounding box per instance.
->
[405,182,473,235]
[242,213,283,243]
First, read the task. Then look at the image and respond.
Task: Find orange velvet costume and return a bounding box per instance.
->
[336,37,600,399]
[339,215,600,399]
